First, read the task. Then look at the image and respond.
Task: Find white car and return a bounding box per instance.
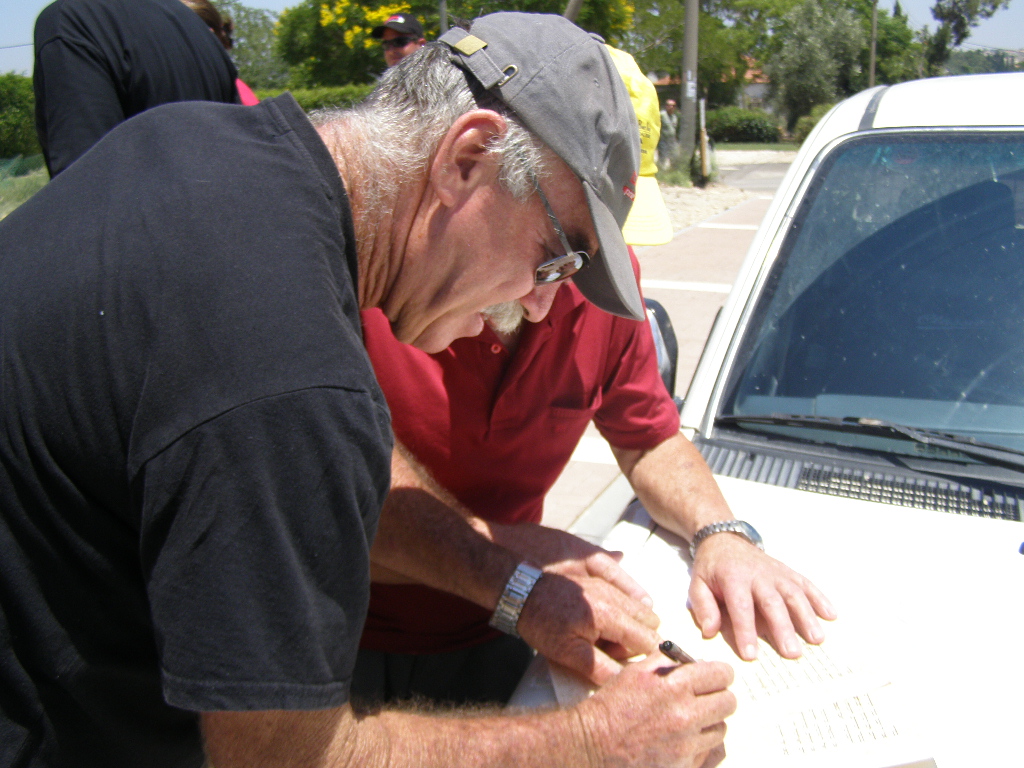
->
[684,73,1024,521]
[547,74,1024,768]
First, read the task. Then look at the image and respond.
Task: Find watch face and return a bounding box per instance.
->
[735,521,764,548]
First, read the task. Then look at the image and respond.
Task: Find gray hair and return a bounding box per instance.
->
[311,44,550,216]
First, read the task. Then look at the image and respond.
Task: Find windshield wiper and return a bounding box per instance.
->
[716,413,1024,472]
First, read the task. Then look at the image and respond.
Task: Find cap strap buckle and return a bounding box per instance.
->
[438,28,518,90]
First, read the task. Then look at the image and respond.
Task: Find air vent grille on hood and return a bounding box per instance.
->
[697,441,1021,521]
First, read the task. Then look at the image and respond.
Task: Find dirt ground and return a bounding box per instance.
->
[657,148,797,231]
[658,182,754,232]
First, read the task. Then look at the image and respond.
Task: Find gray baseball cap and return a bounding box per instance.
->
[439,13,643,321]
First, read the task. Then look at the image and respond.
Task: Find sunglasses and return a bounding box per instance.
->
[381,36,417,50]
[530,172,591,285]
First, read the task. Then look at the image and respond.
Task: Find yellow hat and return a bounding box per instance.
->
[606,46,673,246]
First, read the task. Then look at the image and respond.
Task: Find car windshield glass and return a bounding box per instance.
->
[719,131,1024,454]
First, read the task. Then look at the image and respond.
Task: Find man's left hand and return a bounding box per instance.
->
[687,532,836,661]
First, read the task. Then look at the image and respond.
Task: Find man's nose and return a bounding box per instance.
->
[520,282,561,323]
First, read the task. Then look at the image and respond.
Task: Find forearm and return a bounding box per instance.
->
[613,433,733,540]
[369,443,519,609]
[202,656,736,768]
[203,703,592,768]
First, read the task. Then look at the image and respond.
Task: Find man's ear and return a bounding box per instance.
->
[430,109,508,208]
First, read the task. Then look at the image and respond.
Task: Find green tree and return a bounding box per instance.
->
[846,0,922,88]
[932,0,1011,45]
[216,0,290,88]
[945,47,1022,74]
[921,0,1013,74]
[276,1,633,87]
[623,1,755,109]
[765,0,864,128]
[0,73,40,159]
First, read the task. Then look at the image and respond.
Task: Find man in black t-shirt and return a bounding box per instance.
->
[33,0,239,176]
[0,13,736,768]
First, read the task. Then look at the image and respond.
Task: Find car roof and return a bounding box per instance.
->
[804,73,1024,158]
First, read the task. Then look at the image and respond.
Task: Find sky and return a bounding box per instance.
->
[3,0,1024,76]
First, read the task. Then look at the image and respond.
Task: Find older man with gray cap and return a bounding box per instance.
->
[0,12,732,768]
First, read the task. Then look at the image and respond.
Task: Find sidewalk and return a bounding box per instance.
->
[541,186,780,531]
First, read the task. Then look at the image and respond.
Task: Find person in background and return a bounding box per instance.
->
[658,98,680,170]
[354,45,834,708]
[32,0,239,176]
[181,0,260,105]
[372,13,427,68]
[1,14,735,768]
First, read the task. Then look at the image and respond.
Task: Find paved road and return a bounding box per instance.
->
[719,162,793,192]
[542,159,793,530]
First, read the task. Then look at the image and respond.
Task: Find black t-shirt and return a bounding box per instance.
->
[34,0,240,176]
[0,94,392,767]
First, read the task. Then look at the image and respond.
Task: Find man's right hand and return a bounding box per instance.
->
[574,654,736,768]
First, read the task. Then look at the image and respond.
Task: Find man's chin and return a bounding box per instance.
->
[404,312,486,353]
[481,300,525,335]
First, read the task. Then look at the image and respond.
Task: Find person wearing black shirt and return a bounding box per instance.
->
[33,0,239,177]
[0,14,736,768]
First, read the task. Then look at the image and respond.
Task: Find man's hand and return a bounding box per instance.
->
[688,532,836,661]
[614,434,837,662]
[574,654,736,768]
[493,522,663,683]
[493,522,653,605]
[516,568,661,685]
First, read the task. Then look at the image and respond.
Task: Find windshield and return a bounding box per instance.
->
[719,131,1024,453]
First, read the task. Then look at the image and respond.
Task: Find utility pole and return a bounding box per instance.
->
[563,0,584,22]
[869,0,878,87]
[439,0,448,33]
[678,0,699,166]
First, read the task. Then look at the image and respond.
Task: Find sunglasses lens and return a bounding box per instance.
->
[383,36,413,50]
[536,252,588,284]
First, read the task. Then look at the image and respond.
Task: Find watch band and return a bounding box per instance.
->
[489,562,543,638]
[689,520,764,560]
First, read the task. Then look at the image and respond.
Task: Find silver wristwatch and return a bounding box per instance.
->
[489,562,543,638]
[689,520,764,560]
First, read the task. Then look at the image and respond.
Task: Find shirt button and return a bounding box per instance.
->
[490,343,503,354]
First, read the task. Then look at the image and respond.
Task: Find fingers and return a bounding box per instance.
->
[803,578,838,622]
[717,578,760,661]
[688,576,723,639]
[554,636,624,686]
[692,538,838,661]
[585,551,653,607]
[517,572,660,683]
[575,657,736,767]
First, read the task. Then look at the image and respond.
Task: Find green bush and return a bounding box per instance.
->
[254,84,376,112]
[792,103,835,144]
[0,73,41,159]
[705,107,780,144]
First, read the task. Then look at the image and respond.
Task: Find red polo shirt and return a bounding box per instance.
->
[360,277,680,654]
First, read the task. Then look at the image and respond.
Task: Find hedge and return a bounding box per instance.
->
[254,84,376,113]
[793,103,836,145]
[705,107,780,144]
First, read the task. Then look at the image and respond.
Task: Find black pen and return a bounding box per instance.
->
[659,639,696,664]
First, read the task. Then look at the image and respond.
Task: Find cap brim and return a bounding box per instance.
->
[572,182,645,321]
[622,175,673,246]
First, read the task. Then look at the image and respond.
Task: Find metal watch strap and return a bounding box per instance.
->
[488,562,543,638]
[689,520,765,560]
